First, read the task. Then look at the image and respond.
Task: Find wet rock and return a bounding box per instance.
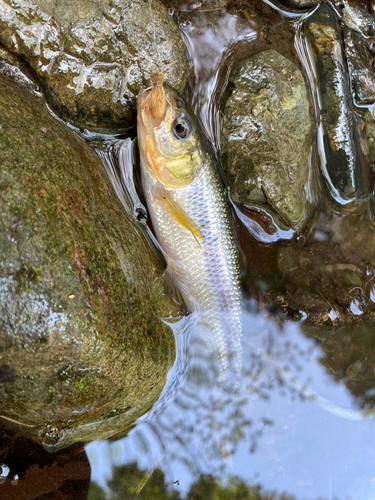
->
[304,5,366,206]
[0,45,40,94]
[358,109,375,162]
[278,0,319,9]
[161,0,228,11]
[0,0,187,130]
[344,28,375,105]
[0,73,177,451]
[360,108,375,217]
[342,1,375,38]
[222,49,313,231]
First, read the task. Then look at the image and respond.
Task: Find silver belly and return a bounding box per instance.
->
[142,154,242,383]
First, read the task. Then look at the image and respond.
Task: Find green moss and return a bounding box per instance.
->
[0,74,177,450]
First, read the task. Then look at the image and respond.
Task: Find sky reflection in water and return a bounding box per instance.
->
[87,307,375,500]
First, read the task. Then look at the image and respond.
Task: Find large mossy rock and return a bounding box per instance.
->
[0,74,176,450]
[0,0,187,130]
[222,50,313,231]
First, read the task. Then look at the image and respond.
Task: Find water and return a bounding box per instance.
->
[1,1,375,499]
[83,309,375,499]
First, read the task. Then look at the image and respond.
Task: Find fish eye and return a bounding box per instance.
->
[172,117,192,140]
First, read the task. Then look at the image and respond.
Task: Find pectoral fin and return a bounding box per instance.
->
[153,184,204,247]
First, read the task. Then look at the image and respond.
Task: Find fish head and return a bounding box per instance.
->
[137,83,204,189]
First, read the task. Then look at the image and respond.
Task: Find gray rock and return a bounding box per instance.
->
[0,0,187,130]
[222,49,313,231]
[0,73,177,451]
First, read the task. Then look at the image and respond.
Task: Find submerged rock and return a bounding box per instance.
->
[0,426,90,499]
[0,73,177,451]
[0,0,187,130]
[222,49,313,231]
[315,322,375,412]
[276,223,374,326]
[304,4,366,206]
[243,209,375,329]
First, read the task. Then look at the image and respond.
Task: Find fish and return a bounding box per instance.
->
[137,73,242,388]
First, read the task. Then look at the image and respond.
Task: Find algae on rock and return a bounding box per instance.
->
[0,73,176,450]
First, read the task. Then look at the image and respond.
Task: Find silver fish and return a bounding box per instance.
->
[137,79,242,385]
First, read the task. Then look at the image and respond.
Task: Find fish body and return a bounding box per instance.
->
[137,81,242,383]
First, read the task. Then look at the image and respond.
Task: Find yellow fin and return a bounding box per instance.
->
[154,184,204,247]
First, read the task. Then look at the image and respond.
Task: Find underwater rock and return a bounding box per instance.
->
[0,0,187,130]
[0,425,90,499]
[243,209,375,328]
[276,228,374,326]
[304,4,366,206]
[0,73,177,451]
[314,322,375,412]
[222,49,313,231]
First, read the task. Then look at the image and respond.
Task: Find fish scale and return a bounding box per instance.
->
[141,151,242,384]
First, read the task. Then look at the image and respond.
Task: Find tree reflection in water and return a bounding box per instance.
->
[87,306,375,500]
[89,462,296,499]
